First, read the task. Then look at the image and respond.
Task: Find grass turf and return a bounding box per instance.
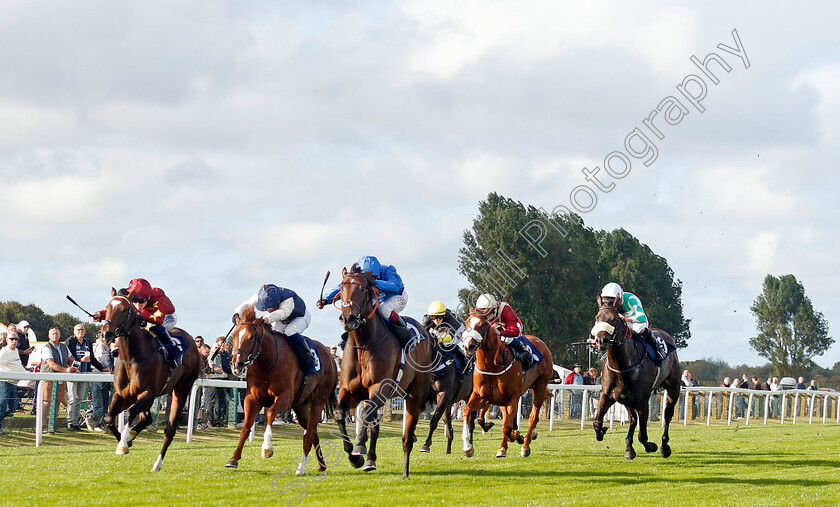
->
[1,418,839,506]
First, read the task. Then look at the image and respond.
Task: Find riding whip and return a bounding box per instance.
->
[66,295,95,318]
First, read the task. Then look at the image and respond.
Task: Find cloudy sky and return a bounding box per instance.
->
[2,1,839,369]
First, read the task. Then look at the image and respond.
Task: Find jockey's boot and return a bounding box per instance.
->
[508,337,538,366]
[151,325,181,369]
[285,333,319,375]
[338,332,348,350]
[641,328,665,360]
[388,311,414,347]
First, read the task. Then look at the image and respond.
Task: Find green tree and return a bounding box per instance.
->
[458,193,606,366]
[749,274,832,377]
[597,228,691,347]
[0,301,51,341]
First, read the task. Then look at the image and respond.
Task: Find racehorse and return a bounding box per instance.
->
[590,298,681,459]
[225,308,338,471]
[420,347,477,455]
[460,310,553,458]
[331,266,433,478]
[100,288,201,472]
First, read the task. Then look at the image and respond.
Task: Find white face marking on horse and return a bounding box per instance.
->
[468,316,481,329]
[110,299,123,309]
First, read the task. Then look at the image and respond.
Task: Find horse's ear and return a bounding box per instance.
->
[342,267,348,277]
[111,287,117,297]
[242,307,256,322]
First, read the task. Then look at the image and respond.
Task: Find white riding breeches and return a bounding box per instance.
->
[271,309,312,336]
[629,321,648,334]
[377,292,408,318]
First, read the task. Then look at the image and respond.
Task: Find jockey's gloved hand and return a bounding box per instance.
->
[232,313,239,324]
[316,299,328,309]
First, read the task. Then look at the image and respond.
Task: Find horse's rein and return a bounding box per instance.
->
[597,309,646,374]
[104,296,139,340]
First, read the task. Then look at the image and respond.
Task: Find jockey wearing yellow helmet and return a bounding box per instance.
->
[421,301,468,372]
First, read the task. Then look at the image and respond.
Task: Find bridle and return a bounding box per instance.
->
[102,296,141,343]
[233,322,280,373]
[337,274,380,323]
[595,304,645,374]
[465,314,514,376]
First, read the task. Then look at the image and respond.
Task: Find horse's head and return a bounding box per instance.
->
[337,265,378,332]
[231,307,265,377]
[100,287,140,345]
[461,309,496,357]
[590,299,628,351]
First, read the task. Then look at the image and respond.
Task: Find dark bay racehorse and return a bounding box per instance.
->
[332,267,433,478]
[225,308,338,471]
[100,289,201,472]
[590,299,681,459]
[461,311,553,458]
[420,348,476,455]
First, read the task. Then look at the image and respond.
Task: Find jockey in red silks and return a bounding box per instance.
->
[93,278,184,368]
[474,293,538,365]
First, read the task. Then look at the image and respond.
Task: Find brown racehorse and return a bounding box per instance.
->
[590,299,681,459]
[100,289,201,472]
[331,266,433,478]
[460,310,553,458]
[225,308,338,471]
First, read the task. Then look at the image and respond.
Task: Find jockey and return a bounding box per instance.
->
[474,293,538,365]
[598,282,665,360]
[233,284,319,375]
[318,255,412,346]
[92,278,184,369]
[421,301,468,372]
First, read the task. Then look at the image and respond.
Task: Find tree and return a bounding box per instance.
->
[458,193,606,366]
[1,301,98,341]
[749,274,832,377]
[597,229,691,347]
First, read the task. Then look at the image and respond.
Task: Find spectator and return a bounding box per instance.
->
[89,335,114,431]
[735,374,749,419]
[588,367,601,418]
[1,330,27,434]
[717,377,731,419]
[194,336,205,349]
[807,379,817,391]
[330,345,341,373]
[795,377,806,390]
[65,324,106,431]
[14,321,36,368]
[40,328,78,432]
[564,364,585,419]
[207,337,232,428]
[199,343,213,373]
[680,370,699,419]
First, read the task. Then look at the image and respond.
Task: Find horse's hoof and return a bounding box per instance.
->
[362,459,377,472]
[481,422,494,434]
[151,456,163,472]
[464,447,474,458]
[531,431,538,441]
[521,448,531,458]
[515,434,525,445]
[660,445,672,458]
[351,444,367,456]
[261,448,274,459]
[116,445,129,455]
[349,454,365,468]
[225,460,239,468]
[419,444,431,453]
[624,449,636,460]
[644,442,658,453]
[496,449,507,458]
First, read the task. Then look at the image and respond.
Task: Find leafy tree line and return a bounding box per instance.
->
[0,301,99,340]
[682,357,840,390]
[458,193,691,367]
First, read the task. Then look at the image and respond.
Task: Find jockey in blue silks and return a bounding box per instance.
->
[318,256,412,346]
[233,284,320,374]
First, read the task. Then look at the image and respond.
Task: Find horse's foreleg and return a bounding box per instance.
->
[461,393,481,457]
[334,388,364,469]
[117,389,156,454]
[104,393,131,444]
[661,386,679,458]
[444,403,454,455]
[624,407,638,460]
[225,393,260,468]
[497,404,517,458]
[402,393,424,479]
[592,394,615,441]
[422,390,448,453]
[522,386,547,457]
[638,398,658,453]
[293,403,318,476]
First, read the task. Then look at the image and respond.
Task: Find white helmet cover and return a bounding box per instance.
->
[601,282,623,300]
[476,293,498,310]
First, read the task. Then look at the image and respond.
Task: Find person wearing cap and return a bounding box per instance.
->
[421,301,468,372]
[317,255,412,345]
[92,278,184,368]
[0,329,27,434]
[473,293,538,366]
[14,321,36,368]
[233,284,318,375]
[597,282,665,360]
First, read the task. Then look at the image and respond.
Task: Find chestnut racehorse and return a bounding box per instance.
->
[590,299,681,459]
[332,266,433,478]
[460,310,553,458]
[225,308,338,471]
[100,289,201,472]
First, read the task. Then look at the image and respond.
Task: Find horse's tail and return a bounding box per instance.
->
[326,384,338,420]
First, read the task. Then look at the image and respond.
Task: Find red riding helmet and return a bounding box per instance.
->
[128,278,152,300]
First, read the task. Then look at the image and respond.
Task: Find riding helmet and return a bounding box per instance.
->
[128,278,152,300]
[357,256,381,277]
[256,284,283,311]
[476,293,498,311]
[427,301,447,317]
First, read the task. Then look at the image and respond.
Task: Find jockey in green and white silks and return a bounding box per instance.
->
[599,282,665,360]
